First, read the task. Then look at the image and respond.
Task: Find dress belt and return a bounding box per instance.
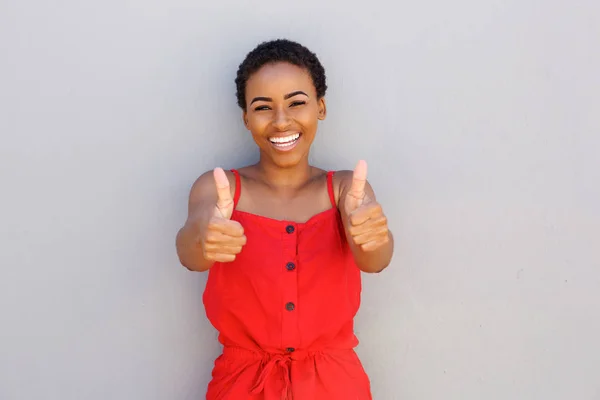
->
[250,352,294,400]
[223,346,314,400]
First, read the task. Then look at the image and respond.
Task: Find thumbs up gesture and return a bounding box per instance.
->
[199,168,247,263]
[344,160,390,252]
[213,167,235,219]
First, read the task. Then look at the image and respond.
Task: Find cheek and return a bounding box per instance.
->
[246,115,271,133]
[294,109,319,128]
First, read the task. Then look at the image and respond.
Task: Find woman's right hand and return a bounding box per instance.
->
[199,168,247,263]
[177,168,246,271]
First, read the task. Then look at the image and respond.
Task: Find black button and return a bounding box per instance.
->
[285,225,295,234]
[285,302,295,311]
[286,347,295,353]
[286,262,296,271]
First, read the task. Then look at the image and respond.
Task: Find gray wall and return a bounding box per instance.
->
[1,1,599,399]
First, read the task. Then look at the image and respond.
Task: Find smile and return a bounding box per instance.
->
[268,133,301,151]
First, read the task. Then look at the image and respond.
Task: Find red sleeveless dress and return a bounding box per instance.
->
[203,170,372,400]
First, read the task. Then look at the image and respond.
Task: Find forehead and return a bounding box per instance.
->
[245,62,316,98]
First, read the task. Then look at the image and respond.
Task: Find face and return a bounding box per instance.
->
[243,62,326,168]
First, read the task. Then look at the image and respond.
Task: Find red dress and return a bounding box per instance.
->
[203,170,372,400]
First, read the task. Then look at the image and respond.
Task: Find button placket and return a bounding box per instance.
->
[281,223,299,351]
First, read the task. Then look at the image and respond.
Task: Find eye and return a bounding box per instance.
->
[254,105,271,111]
[290,101,306,107]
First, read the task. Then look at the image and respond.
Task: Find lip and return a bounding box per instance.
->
[268,132,302,152]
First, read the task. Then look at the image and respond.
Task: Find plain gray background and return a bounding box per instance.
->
[1,0,599,399]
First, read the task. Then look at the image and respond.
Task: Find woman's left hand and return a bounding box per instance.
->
[343,160,391,252]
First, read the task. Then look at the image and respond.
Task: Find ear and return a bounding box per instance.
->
[317,97,327,120]
[242,111,250,129]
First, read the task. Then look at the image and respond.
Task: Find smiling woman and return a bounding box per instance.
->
[175,39,394,400]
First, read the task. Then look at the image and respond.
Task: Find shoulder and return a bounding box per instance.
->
[331,170,353,189]
[330,169,377,206]
[234,165,257,181]
[188,168,237,202]
[331,170,353,206]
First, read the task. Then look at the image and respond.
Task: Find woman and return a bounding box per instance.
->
[176,39,394,400]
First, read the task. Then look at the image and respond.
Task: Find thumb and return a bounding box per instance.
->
[213,168,233,219]
[349,160,368,200]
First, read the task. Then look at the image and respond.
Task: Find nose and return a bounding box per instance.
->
[272,106,291,131]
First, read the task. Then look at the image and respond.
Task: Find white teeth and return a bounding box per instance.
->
[269,133,300,144]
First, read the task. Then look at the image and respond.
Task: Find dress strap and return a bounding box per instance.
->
[326,171,336,208]
[230,169,241,209]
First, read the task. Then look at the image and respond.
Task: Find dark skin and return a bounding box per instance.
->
[176,62,394,273]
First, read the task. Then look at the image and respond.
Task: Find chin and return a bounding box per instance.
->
[260,146,307,168]
[272,153,307,168]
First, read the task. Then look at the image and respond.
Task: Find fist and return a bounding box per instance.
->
[200,168,247,263]
[345,160,390,252]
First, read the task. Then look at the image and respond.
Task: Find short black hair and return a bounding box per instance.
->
[235,39,327,110]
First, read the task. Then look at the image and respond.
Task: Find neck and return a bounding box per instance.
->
[256,155,313,189]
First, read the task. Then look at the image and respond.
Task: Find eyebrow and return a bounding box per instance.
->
[249,91,309,105]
